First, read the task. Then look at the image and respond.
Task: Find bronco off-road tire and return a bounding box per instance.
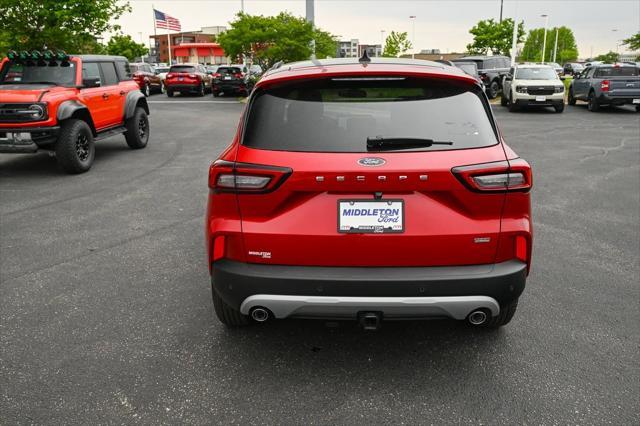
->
[124,107,149,149]
[212,290,250,326]
[55,119,95,174]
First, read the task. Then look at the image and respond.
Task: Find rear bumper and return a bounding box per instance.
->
[166,83,200,91]
[0,126,60,153]
[213,81,245,92]
[598,95,640,105]
[212,259,527,319]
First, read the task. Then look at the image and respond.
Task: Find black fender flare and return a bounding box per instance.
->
[124,90,150,120]
[56,100,97,135]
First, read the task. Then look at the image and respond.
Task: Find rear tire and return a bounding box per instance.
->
[55,119,95,174]
[197,82,205,97]
[508,96,518,112]
[635,105,640,112]
[484,298,519,328]
[212,290,250,326]
[588,92,600,112]
[568,88,576,105]
[167,89,174,97]
[500,93,508,106]
[486,80,500,99]
[124,107,149,149]
[213,90,220,97]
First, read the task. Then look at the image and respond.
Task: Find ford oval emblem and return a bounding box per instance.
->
[357,157,386,167]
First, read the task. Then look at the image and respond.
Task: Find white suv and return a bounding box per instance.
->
[501,64,565,113]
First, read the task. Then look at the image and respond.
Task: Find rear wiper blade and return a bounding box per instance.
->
[366,136,453,151]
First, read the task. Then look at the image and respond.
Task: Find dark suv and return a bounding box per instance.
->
[452,55,510,98]
[212,66,248,97]
[0,50,149,173]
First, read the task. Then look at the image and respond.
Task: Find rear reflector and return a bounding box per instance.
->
[515,235,527,263]
[452,158,532,192]
[213,235,226,261]
[208,160,292,193]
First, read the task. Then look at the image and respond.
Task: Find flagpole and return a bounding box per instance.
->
[152,5,157,62]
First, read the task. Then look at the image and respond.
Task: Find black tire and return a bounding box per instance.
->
[55,119,95,174]
[142,82,151,97]
[568,88,576,105]
[486,80,500,99]
[124,107,149,149]
[212,290,249,326]
[167,89,174,97]
[508,96,518,112]
[635,105,640,112]
[213,90,220,97]
[588,91,600,112]
[484,298,519,328]
[500,93,508,106]
[554,103,565,113]
[197,82,205,97]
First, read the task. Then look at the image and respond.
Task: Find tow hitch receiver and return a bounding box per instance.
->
[358,311,383,331]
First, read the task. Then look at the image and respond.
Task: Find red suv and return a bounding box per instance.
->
[0,51,149,173]
[165,63,212,97]
[205,58,532,330]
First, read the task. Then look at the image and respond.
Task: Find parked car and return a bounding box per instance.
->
[129,62,162,97]
[154,66,170,92]
[206,65,219,76]
[452,55,511,98]
[205,57,533,329]
[0,51,149,173]
[501,64,565,113]
[544,62,563,76]
[562,62,584,76]
[164,63,212,97]
[212,65,248,96]
[568,63,640,111]
[452,61,484,86]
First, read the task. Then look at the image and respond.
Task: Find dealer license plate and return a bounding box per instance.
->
[338,200,404,233]
[535,96,546,102]
[224,76,232,80]
[633,99,640,104]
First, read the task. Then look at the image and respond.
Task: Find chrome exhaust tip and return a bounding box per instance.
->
[250,307,270,322]
[467,310,489,326]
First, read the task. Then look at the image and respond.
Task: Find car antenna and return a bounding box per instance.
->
[359,50,371,67]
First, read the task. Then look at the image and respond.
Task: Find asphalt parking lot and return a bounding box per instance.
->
[1,94,638,424]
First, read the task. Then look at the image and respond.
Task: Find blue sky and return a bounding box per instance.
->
[121,0,640,58]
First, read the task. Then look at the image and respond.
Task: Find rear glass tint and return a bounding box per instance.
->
[243,77,497,152]
[169,65,195,73]
[218,67,241,74]
[595,67,638,77]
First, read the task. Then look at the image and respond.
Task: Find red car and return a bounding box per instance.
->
[129,62,162,97]
[205,57,532,330]
[164,63,212,97]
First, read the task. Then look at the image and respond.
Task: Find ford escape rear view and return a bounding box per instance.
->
[205,58,532,329]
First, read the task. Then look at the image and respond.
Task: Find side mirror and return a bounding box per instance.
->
[82,77,101,88]
[504,74,513,81]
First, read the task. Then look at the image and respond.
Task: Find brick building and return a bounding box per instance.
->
[150,26,227,64]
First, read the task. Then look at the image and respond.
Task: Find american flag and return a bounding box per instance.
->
[154,9,181,31]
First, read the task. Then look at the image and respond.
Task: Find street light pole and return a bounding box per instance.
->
[499,0,504,23]
[409,16,416,59]
[612,29,619,55]
[380,30,386,57]
[139,32,145,62]
[552,28,559,63]
[540,14,549,64]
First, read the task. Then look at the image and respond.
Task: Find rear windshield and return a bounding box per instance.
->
[243,77,497,152]
[218,67,241,75]
[595,67,638,77]
[169,65,195,73]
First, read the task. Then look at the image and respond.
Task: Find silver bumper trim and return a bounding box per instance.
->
[239,295,500,320]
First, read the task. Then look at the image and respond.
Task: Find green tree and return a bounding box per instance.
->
[106,34,148,61]
[0,0,130,56]
[520,26,578,64]
[594,51,620,63]
[621,32,640,51]
[466,18,525,56]
[217,12,336,69]
[382,31,412,57]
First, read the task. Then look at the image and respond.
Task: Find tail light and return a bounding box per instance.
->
[212,235,226,261]
[213,73,221,78]
[208,160,292,193]
[234,73,243,78]
[452,158,532,193]
[600,80,609,92]
[166,73,174,79]
[189,73,198,79]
